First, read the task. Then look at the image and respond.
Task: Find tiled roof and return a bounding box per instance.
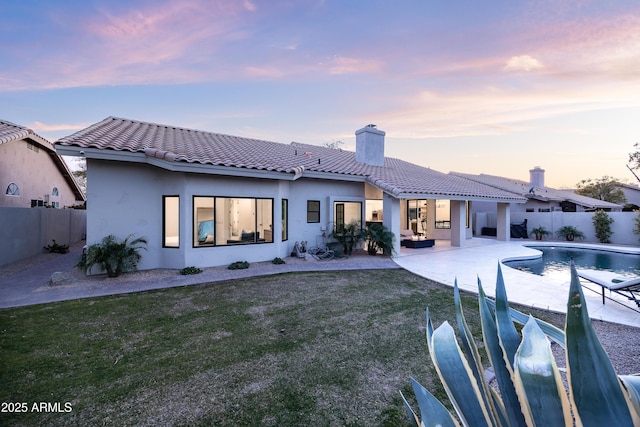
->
[451,172,621,209]
[0,119,86,201]
[0,120,38,145]
[56,117,526,201]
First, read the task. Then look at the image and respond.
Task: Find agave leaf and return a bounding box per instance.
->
[565,262,635,426]
[477,279,527,427]
[399,390,422,427]
[619,375,640,423]
[484,298,565,347]
[453,280,507,426]
[494,263,522,373]
[513,316,572,427]
[405,377,461,427]
[430,321,493,427]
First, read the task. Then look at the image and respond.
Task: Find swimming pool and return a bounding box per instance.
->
[504,246,640,281]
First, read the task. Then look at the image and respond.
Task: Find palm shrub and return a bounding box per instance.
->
[401,263,640,426]
[77,234,148,277]
[592,209,614,243]
[365,223,395,255]
[556,225,585,241]
[529,226,550,241]
[330,221,366,256]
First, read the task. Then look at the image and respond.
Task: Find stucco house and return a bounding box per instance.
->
[452,167,622,214]
[619,183,640,210]
[55,117,526,271]
[1,120,85,208]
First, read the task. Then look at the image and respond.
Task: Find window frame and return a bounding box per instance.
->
[193,196,274,248]
[163,195,180,248]
[282,199,289,242]
[5,182,20,196]
[307,200,320,223]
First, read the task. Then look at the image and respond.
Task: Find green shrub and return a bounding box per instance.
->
[592,209,614,243]
[529,226,550,241]
[556,225,585,241]
[402,264,640,426]
[77,234,148,277]
[43,239,69,254]
[228,261,250,270]
[272,257,286,265]
[180,266,202,275]
[633,210,640,242]
[365,223,395,255]
[330,221,366,256]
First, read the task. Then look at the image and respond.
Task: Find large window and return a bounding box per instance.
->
[194,197,273,247]
[163,196,180,248]
[334,201,362,233]
[282,199,288,241]
[307,200,320,223]
[435,200,451,229]
[407,199,428,234]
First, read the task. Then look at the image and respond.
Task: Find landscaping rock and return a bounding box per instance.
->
[49,271,76,286]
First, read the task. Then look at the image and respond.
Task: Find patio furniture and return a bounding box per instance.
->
[577,271,640,307]
[403,238,435,249]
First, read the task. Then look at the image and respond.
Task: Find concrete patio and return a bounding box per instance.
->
[394,237,640,328]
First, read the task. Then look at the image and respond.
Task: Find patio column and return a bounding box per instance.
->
[383,193,401,256]
[497,202,511,241]
[450,200,466,247]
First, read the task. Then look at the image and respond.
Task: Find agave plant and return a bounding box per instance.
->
[77,234,148,277]
[401,263,640,426]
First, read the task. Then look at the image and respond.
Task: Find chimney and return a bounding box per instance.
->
[529,166,545,188]
[355,124,385,166]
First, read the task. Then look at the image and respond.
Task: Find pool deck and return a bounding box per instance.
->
[394,238,640,328]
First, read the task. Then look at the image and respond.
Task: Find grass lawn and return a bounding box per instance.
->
[1,269,567,426]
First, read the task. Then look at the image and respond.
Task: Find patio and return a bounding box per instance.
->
[394,237,640,328]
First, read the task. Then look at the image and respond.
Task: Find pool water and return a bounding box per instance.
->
[504,246,640,281]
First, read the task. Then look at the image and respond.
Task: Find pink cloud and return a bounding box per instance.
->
[328,56,383,75]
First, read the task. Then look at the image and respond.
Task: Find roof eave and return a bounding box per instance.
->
[56,145,355,182]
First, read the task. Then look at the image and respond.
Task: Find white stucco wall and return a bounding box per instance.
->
[86,160,369,270]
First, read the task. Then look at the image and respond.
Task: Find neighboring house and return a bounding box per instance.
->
[619,183,640,210]
[55,117,526,271]
[0,120,85,208]
[452,167,623,214]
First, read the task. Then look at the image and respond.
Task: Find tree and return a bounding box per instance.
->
[322,140,344,150]
[574,176,627,204]
[592,210,614,243]
[72,158,87,194]
[629,142,640,183]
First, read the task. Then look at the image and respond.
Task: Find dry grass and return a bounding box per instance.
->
[1,269,638,426]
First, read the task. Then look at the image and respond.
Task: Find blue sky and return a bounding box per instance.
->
[2,0,640,187]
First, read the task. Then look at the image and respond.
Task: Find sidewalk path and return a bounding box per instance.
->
[0,245,399,309]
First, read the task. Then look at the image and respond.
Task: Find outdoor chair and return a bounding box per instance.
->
[576,270,640,308]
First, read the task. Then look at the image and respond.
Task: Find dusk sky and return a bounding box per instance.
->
[2,0,640,188]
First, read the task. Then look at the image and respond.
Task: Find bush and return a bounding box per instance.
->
[402,264,640,426]
[180,266,202,275]
[592,209,614,243]
[365,223,395,255]
[556,225,585,241]
[633,210,640,242]
[228,261,250,270]
[330,221,366,256]
[272,257,286,265]
[529,226,550,241]
[77,234,148,277]
[43,239,69,254]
